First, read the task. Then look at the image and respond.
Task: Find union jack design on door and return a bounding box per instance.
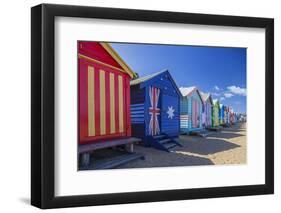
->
[149,87,161,135]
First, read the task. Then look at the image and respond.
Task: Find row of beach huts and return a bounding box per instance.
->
[78,42,241,169]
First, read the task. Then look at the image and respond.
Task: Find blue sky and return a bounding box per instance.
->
[111,42,247,113]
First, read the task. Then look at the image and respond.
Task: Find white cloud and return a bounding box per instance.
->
[214,85,220,91]
[227,86,247,96]
[224,92,234,98]
[220,97,225,101]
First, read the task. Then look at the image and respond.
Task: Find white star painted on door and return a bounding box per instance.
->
[167,106,175,119]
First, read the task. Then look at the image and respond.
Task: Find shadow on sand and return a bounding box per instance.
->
[210,132,244,139]
[223,124,246,132]
[179,137,240,155]
[170,153,214,166]
[118,151,214,168]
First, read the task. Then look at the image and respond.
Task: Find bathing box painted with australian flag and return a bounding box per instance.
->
[130,70,182,146]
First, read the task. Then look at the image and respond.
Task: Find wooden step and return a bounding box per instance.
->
[172,138,183,147]
[158,138,171,144]
[163,143,177,150]
[173,138,180,143]
[153,134,166,139]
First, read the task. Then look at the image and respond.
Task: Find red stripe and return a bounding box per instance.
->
[105,71,110,135]
[114,74,119,133]
[94,68,100,136]
[79,60,88,142]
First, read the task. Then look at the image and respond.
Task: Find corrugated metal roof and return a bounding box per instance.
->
[130,69,168,86]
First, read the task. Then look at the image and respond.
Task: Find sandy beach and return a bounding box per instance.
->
[119,122,246,169]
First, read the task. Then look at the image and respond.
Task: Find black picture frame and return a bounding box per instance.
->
[31,3,274,209]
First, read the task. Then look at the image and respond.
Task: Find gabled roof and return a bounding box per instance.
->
[200,91,213,105]
[130,69,182,98]
[180,86,204,103]
[213,99,220,107]
[130,69,167,86]
[101,43,137,78]
[179,86,196,97]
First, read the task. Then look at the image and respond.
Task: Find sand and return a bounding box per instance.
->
[119,122,247,169]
